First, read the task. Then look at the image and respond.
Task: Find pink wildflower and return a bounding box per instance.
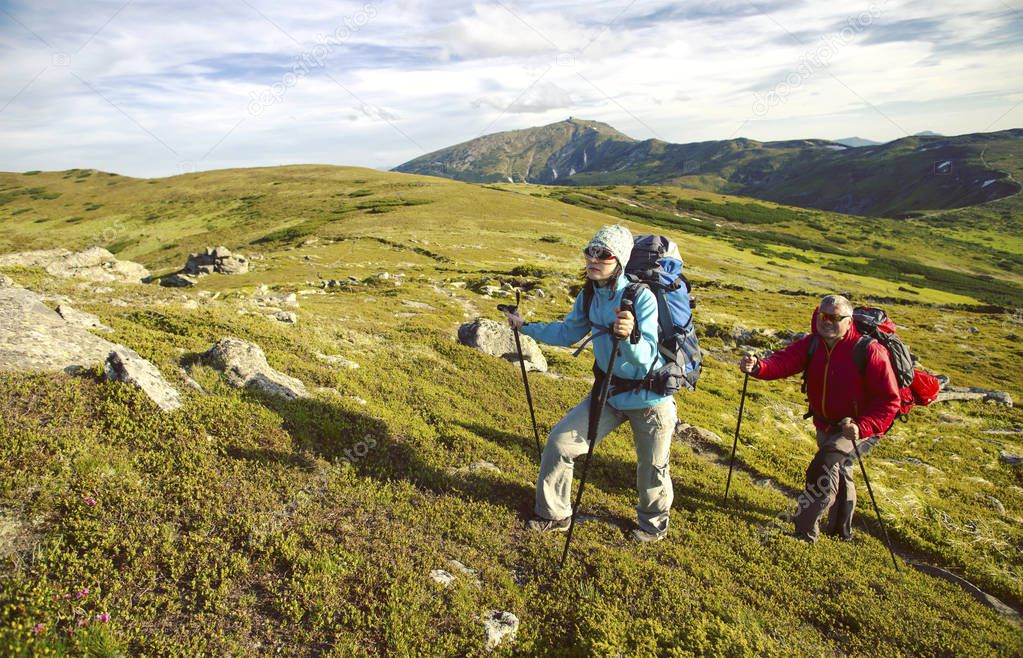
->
[33,623,45,635]
[83,495,97,506]
[77,619,88,627]
[95,612,110,623]
[76,588,89,599]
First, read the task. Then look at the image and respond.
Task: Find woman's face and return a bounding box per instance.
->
[584,246,618,282]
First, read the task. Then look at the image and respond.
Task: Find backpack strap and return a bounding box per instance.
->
[852,335,874,377]
[801,334,819,395]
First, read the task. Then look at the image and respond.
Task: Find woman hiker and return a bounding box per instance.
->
[504,225,677,542]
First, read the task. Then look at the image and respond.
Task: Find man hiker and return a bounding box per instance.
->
[738,294,900,542]
[504,225,677,542]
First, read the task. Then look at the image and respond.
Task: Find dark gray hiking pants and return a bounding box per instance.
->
[793,430,880,541]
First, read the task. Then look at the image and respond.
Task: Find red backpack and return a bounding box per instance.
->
[851,307,940,421]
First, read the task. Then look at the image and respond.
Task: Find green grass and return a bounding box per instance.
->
[0,165,1021,655]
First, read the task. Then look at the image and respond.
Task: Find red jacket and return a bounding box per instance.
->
[753,310,900,438]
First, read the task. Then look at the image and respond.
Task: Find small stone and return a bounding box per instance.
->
[182,299,199,311]
[429,569,456,587]
[401,300,434,310]
[315,353,360,369]
[272,311,297,324]
[483,611,519,650]
[160,273,197,287]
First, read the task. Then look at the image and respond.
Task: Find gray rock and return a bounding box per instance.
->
[483,611,519,650]
[56,304,111,331]
[271,311,297,324]
[457,318,547,373]
[1000,451,1023,466]
[0,286,118,372]
[0,273,14,288]
[674,422,725,445]
[184,246,248,276]
[450,460,501,475]
[160,273,198,287]
[401,300,434,310]
[936,386,1013,407]
[0,247,149,283]
[203,337,309,400]
[104,348,182,411]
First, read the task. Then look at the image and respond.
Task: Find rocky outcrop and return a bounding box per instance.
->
[202,337,309,400]
[936,386,1013,407]
[457,319,547,373]
[184,246,248,275]
[0,247,149,283]
[104,348,182,411]
[0,286,117,371]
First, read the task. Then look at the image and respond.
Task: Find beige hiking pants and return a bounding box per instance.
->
[534,396,677,536]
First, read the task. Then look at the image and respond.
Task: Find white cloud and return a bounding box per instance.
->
[0,0,1019,176]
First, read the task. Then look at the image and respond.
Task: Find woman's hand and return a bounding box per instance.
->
[612,307,634,339]
[505,309,525,329]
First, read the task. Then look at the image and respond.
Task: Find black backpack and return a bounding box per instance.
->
[583,234,701,395]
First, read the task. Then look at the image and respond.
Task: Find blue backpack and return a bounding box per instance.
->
[584,234,702,394]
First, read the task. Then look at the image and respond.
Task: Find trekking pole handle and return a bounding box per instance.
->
[619,297,640,345]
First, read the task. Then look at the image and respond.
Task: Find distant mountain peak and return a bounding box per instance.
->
[835,136,881,148]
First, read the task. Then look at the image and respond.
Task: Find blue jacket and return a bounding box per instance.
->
[521,271,671,410]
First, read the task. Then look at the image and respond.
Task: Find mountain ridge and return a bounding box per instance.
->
[394,119,1023,216]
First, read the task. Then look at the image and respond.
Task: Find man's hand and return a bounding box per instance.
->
[838,416,860,442]
[505,309,525,329]
[612,307,634,339]
[739,354,758,374]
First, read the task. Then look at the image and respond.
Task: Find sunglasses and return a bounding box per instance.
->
[583,246,615,261]
[820,312,850,323]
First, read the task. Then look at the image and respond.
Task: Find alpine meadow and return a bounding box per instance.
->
[0,154,1022,655]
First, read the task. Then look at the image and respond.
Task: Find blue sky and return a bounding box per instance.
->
[1,0,1021,177]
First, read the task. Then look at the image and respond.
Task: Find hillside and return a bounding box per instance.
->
[1,166,1022,655]
[393,119,1023,217]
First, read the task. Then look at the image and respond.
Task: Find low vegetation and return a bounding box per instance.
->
[0,166,1020,655]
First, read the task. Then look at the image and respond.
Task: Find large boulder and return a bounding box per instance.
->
[105,347,182,411]
[202,337,308,400]
[184,246,248,276]
[0,247,149,283]
[457,319,547,373]
[0,286,117,371]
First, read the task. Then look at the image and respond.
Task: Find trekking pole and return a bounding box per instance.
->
[723,371,750,504]
[497,291,542,461]
[851,401,900,571]
[560,300,631,569]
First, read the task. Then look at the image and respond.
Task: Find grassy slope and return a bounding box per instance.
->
[1,166,1021,656]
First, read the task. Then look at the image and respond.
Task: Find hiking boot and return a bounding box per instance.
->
[527,515,570,533]
[630,527,665,543]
